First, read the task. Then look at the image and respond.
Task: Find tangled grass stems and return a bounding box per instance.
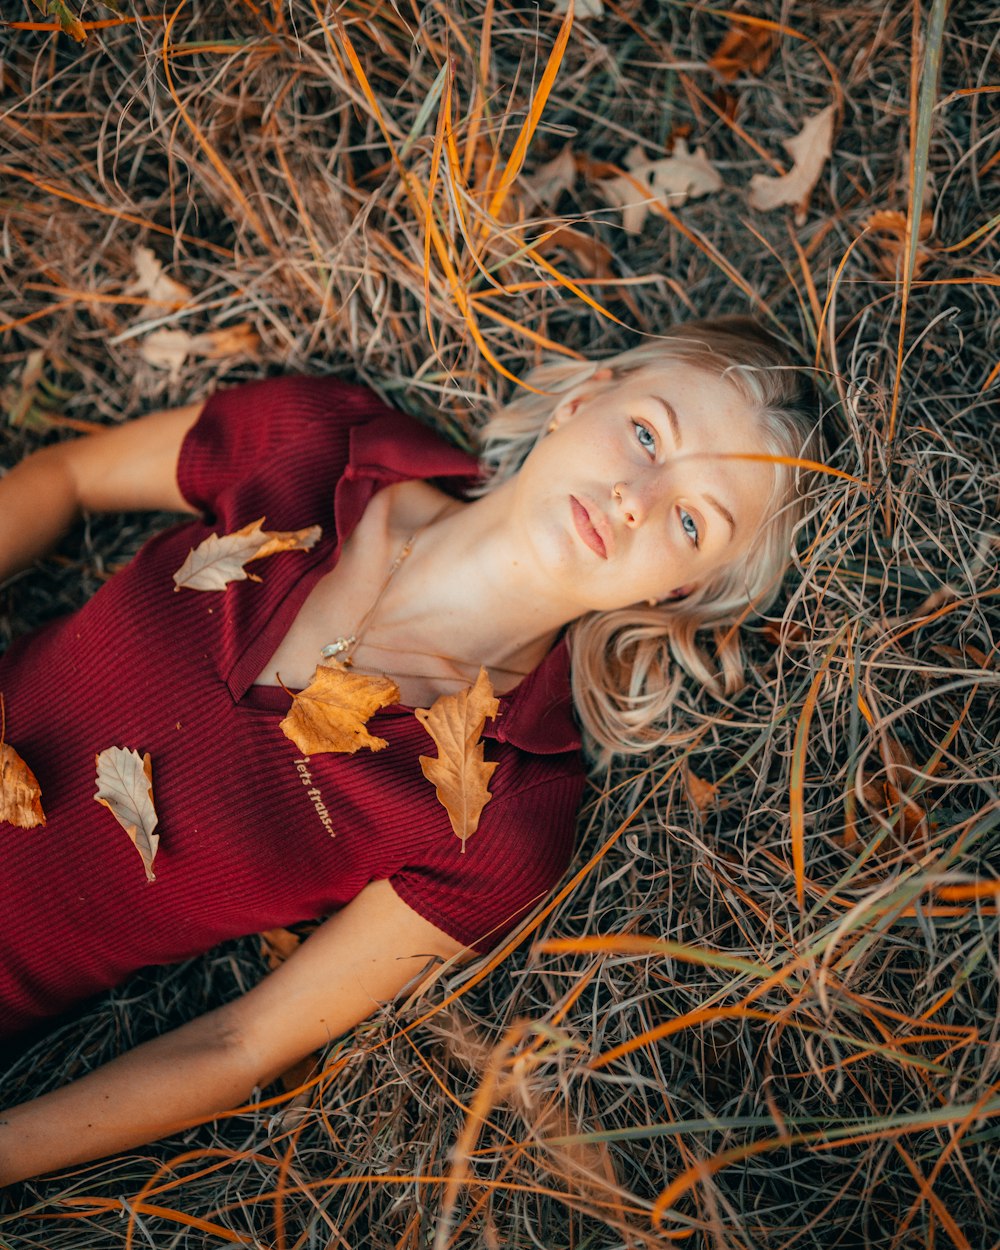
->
[1,0,998,1246]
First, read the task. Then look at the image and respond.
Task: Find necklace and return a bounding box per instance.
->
[317,511,532,688]
[319,530,417,664]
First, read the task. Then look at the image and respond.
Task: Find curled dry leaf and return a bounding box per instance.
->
[748,104,835,223]
[416,668,499,851]
[599,140,723,235]
[684,768,718,813]
[865,208,935,279]
[280,660,400,755]
[0,742,46,829]
[260,926,302,969]
[173,517,322,591]
[94,747,159,882]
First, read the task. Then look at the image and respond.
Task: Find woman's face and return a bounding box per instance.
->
[506,360,775,616]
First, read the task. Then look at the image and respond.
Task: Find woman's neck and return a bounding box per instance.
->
[360,481,572,681]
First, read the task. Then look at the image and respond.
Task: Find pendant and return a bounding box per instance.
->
[320,635,356,660]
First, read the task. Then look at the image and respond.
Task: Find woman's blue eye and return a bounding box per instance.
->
[680,508,699,546]
[633,420,656,454]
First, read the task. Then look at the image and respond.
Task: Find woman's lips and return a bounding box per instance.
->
[570,495,610,559]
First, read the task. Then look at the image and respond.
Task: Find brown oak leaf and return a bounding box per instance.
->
[0,742,46,828]
[280,661,400,755]
[94,747,159,882]
[684,768,718,813]
[709,23,776,83]
[173,517,322,591]
[416,668,499,852]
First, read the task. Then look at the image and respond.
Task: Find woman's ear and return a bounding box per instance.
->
[547,367,615,432]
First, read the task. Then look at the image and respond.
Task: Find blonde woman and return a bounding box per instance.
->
[0,317,817,1183]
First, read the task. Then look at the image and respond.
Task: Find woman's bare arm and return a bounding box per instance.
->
[0,879,468,1186]
[0,401,204,584]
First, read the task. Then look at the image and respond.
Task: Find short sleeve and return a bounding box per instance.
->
[177,375,392,529]
[389,764,583,953]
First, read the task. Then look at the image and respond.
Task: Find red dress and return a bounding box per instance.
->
[0,377,584,1039]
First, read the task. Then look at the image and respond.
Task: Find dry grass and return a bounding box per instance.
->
[1,1,998,1246]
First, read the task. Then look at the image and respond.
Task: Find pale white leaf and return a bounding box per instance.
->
[138,328,193,383]
[598,140,722,235]
[748,104,836,220]
[94,747,159,882]
[173,518,322,591]
[129,246,193,304]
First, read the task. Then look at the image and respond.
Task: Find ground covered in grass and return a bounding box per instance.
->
[1,1,998,1246]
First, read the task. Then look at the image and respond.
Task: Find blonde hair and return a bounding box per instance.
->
[476,317,821,765]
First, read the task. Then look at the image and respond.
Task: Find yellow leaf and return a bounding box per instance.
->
[0,742,46,829]
[416,668,499,852]
[94,747,159,882]
[280,661,400,755]
[173,517,322,591]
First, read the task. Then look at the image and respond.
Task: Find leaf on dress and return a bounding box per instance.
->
[748,105,835,222]
[94,747,160,882]
[416,668,500,852]
[0,742,46,829]
[173,517,322,591]
[280,661,400,755]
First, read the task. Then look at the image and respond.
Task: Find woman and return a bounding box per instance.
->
[0,317,817,1184]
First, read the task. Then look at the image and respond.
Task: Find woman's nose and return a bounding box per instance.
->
[612,479,653,527]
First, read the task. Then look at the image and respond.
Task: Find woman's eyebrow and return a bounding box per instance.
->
[705,494,736,541]
[648,395,682,445]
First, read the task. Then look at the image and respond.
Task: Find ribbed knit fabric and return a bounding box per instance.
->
[0,377,584,1039]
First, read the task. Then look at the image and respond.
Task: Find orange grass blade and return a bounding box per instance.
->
[58,1197,253,1242]
[0,165,231,257]
[484,1,574,225]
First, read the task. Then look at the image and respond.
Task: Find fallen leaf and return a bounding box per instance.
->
[94,747,159,881]
[192,323,261,360]
[138,328,193,382]
[0,743,46,828]
[260,926,302,969]
[865,208,934,279]
[748,104,835,223]
[173,517,322,591]
[416,668,499,851]
[551,0,603,15]
[535,225,616,278]
[129,246,192,304]
[521,143,577,209]
[709,23,776,82]
[280,661,400,755]
[598,140,723,235]
[858,735,929,845]
[31,0,86,42]
[684,768,718,812]
[139,322,260,382]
